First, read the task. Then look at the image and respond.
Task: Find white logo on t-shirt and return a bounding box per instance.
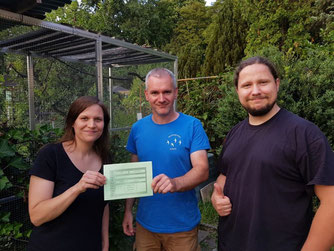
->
[166,134,182,150]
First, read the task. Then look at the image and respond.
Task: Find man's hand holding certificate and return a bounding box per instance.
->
[103,161,153,200]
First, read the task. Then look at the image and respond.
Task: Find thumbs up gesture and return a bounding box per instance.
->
[211,183,232,216]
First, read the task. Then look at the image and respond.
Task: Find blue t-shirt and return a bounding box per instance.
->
[126,113,210,233]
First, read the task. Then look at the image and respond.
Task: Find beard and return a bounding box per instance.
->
[242,99,276,117]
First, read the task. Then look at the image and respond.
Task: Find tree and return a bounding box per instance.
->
[177,71,246,153]
[202,0,248,75]
[278,46,334,146]
[47,0,177,49]
[165,0,209,78]
[244,0,315,58]
[309,0,334,47]
[117,0,177,48]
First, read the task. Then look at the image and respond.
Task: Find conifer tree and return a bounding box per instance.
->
[165,0,209,78]
[202,0,248,75]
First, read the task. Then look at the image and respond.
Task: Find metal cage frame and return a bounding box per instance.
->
[0,8,178,130]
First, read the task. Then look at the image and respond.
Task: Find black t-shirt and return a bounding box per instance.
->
[218,109,334,251]
[28,143,108,251]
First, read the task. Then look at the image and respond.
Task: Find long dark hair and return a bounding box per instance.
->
[233,56,279,88]
[60,96,111,164]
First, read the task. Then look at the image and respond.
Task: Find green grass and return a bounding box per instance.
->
[199,201,218,226]
[198,201,218,250]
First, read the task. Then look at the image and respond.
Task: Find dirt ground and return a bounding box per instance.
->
[199,223,218,251]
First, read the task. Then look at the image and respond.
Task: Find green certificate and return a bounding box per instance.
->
[103,161,153,200]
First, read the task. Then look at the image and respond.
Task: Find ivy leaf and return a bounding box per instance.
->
[0,139,15,158]
[0,212,10,223]
[11,129,26,141]
[0,176,12,190]
[203,112,208,121]
[13,223,23,238]
[8,157,28,170]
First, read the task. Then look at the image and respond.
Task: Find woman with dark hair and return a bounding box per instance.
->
[27,96,111,251]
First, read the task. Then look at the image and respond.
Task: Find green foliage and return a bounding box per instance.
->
[0,122,134,250]
[177,71,246,153]
[109,201,134,250]
[199,201,218,226]
[178,41,334,152]
[0,170,11,191]
[32,59,97,125]
[309,0,334,44]
[0,50,97,127]
[0,124,62,249]
[0,124,62,199]
[244,0,315,57]
[0,212,25,250]
[214,75,247,149]
[45,1,92,29]
[178,78,221,151]
[47,0,177,49]
[0,75,5,123]
[109,133,133,250]
[243,45,334,147]
[110,132,131,164]
[0,53,28,126]
[165,0,209,78]
[117,0,177,48]
[121,78,151,120]
[202,0,248,75]
[279,49,334,146]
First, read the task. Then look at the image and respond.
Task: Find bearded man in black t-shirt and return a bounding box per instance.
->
[211,56,334,251]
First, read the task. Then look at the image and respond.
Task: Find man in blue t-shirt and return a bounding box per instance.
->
[211,56,334,251]
[122,68,210,251]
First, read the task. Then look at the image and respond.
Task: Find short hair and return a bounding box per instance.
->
[233,56,279,88]
[60,96,111,163]
[145,68,176,90]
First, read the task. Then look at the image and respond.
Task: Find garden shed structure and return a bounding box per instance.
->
[0,3,178,130]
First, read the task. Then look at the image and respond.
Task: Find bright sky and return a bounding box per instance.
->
[205,0,216,6]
